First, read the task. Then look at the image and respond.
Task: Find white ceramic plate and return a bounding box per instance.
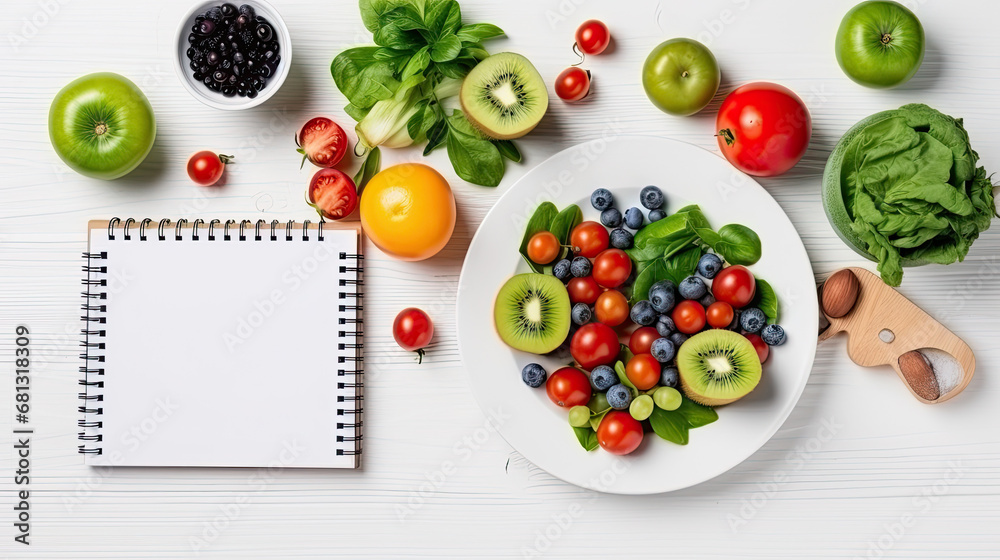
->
[456,136,818,494]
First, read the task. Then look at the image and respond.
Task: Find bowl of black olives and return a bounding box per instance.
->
[174,1,291,109]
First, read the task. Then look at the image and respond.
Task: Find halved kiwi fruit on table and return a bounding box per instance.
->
[677,330,762,406]
[461,52,548,140]
[494,273,570,354]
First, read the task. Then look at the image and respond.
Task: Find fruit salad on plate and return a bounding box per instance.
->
[493,186,787,455]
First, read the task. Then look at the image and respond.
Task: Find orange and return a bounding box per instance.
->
[359,163,456,261]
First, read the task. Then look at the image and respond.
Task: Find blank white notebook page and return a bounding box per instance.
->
[81,222,361,468]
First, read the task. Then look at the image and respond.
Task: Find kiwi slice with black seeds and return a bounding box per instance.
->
[494,273,570,354]
[460,52,548,140]
[677,329,762,406]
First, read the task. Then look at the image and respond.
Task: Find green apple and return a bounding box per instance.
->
[835,1,924,88]
[642,38,720,117]
[49,72,156,180]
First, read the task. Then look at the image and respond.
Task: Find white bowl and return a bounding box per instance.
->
[173,0,292,110]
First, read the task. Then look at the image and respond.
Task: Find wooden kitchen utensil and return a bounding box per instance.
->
[818,267,975,404]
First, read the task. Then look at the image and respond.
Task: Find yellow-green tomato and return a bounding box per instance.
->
[835,1,924,88]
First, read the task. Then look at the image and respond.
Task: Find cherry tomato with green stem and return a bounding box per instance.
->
[393,308,433,363]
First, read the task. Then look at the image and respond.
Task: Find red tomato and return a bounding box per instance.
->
[295,117,348,168]
[744,333,769,363]
[527,231,560,265]
[672,300,706,334]
[555,67,591,102]
[393,308,433,363]
[592,248,632,288]
[716,82,811,177]
[597,411,643,455]
[570,221,609,258]
[628,326,659,355]
[567,276,601,305]
[187,151,232,186]
[575,19,610,55]
[712,265,756,308]
[706,301,735,329]
[546,367,592,407]
[570,322,619,370]
[308,168,358,220]
[595,290,629,326]
[626,353,660,390]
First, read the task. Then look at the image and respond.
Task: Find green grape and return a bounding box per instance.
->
[629,394,654,421]
[588,392,610,413]
[568,405,592,428]
[654,386,682,411]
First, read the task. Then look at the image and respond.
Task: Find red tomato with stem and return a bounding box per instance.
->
[393,308,433,363]
[744,333,769,363]
[295,117,348,169]
[626,353,660,390]
[555,67,591,102]
[567,276,601,305]
[595,290,629,326]
[597,411,643,455]
[527,231,560,265]
[592,248,632,288]
[628,326,659,355]
[706,301,735,329]
[187,151,232,186]
[570,221,609,258]
[307,168,358,220]
[575,19,610,55]
[716,82,811,177]
[712,265,756,308]
[672,300,706,334]
[570,322,619,370]
[546,367,592,407]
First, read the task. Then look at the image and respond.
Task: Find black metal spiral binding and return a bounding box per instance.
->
[79,249,108,456]
[336,247,364,458]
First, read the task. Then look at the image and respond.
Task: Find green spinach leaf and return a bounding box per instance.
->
[455,22,505,42]
[549,205,582,259]
[330,47,400,109]
[614,360,637,393]
[424,0,462,39]
[445,112,504,187]
[648,407,690,445]
[430,33,463,62]
[494,140,521,162]
[572,426,599,451]
[752,278,779,323]
[675,398,718,428]
[352,147,382,193]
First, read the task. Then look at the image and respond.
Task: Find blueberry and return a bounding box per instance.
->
[678,276,707,300]
[624,207,644,230]
[761,324,786,346]
[740,308,766,333]
[699,293,716,308]
[697,253,723,279]
[660,366,679,388]
[606,384,633,410]
[669,332,688,348]
[521,363,547,388]
[570,256,591,278]
[648,280,676,313]
[590,365,617,391]
[651,338,676,363]
[656,314,675,337]
[591,188,614,211]
[600,207,622,228]
[610,228,633,249]
[640,185,664,210]
[572,303,592,325]
[649,209,666,222]
[553,259,572,282]
[630,300,656,326]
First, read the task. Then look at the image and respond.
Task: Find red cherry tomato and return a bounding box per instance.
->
[597,411,643,455]
[575,19,610,55]
[567,276,601,305]
[628,326,659,355]
[393,308,433,363]
[626,353,660,390]
[744,333,769,364]
[527,231,560,265]
[595,290,629,327]
[187,151,232,186]
[308,168,358,220]
[570,322,619,370]
[570,221,609,258]
[715,82,811,177]
[546,366,592,407]
[672,300,706,334]
[712,265,756,308]
[592,248,632,288]
[706,301,735,329]
[296,117,348,168]
[555,67,591,102]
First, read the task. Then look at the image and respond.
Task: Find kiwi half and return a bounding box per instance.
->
[677,330,762,406]
[460,52,548,140]
[494,273,570,354]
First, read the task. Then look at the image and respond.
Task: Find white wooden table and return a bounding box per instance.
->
[2,0,999,557]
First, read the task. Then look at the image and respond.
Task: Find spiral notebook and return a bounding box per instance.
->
[79,218,363,468]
